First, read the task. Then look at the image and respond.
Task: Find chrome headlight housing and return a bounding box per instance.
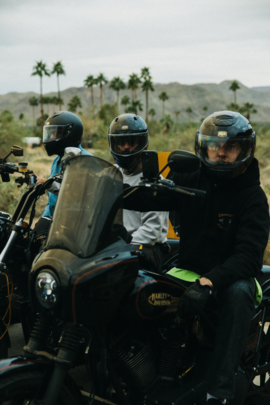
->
[35,271,59,309]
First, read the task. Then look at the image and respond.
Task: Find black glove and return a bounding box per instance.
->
[178,279,212,317]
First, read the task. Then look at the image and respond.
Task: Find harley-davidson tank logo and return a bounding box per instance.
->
[148,293,173,306]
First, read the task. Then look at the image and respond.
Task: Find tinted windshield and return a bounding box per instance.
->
[46,155,123,258]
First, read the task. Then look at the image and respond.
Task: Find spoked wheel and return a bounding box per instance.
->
[245,322,270,405]
[0,370,82,404]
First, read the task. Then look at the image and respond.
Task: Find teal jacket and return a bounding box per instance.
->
[41,145,92,218]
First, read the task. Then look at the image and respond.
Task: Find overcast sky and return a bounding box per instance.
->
[0,0,269,95]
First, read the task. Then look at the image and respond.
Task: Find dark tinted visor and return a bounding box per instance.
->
[108,133,148,156]
[43,125,70,142]
[197,134,254,165]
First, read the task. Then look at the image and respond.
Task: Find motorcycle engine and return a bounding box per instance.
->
[113,318,188,398]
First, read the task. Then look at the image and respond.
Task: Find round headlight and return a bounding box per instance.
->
[35,271,59,309]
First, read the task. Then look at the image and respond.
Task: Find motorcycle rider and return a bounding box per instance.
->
[34,111,92,235]
[108,113,170,273]
[123,111,270,404]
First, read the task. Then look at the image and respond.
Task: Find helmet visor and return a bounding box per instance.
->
[43,125,70,143]
[197,134,254,167]
[108,133,148,157]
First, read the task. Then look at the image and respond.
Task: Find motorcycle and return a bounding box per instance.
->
[0,145,56,356]
[0,151,268,405]
[0,146,178,359]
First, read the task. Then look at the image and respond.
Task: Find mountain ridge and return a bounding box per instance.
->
[1,80,270,122]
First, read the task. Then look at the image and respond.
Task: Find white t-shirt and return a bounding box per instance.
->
[116,165,169,246]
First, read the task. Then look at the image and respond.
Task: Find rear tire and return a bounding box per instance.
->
[0,369,82,404]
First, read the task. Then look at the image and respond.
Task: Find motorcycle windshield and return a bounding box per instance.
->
[46,155,124,258]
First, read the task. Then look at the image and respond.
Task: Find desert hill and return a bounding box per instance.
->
[1,80,270,122]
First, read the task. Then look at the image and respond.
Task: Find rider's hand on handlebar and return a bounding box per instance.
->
[36,176,48,184]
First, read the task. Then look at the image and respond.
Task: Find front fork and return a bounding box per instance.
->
[24,314,83,405]
[0,218,25,271]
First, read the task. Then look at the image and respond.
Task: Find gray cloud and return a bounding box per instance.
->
[0,0,269,94]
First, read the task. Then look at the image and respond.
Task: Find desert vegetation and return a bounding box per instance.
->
[1,110,270,240]
[1,68,270,262]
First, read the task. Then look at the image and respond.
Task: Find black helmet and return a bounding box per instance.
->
[108,114,149,170]
[195,111,255,179]
[43,111,83,156]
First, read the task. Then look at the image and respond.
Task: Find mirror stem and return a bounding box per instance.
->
[155,162,172,183]
[2,151,12,163]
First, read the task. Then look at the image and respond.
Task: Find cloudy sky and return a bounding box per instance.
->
[0,0,269,95]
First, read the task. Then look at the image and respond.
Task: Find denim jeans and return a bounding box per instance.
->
[206,278,256,399]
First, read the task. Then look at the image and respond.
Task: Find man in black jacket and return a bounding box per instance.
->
[123,111,269,404]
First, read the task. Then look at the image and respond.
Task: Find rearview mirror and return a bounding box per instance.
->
[167,150,200,173]
[11,145,24,156]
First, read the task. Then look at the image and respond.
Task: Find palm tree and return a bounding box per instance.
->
[149,108,156,120]
[174,110,181,121]
[51,61,65,110]
[229,80,241,104]
[141,76,154,123]
[226,103,240,112]
[240,102,257,121]
[84,75,96,107]
[95,73,108,108]
[125,99,143,115]
[186,107,193,121]
[68,95,82,113]
[109,77,126,107]
[29,96,39,133]
[141,67,151,80]
[42,96,50,115]
[173,110,181,131]
[31,60,50,129]
[159,91,169,116]
[121,95,130,111]
[128,73,141,101]
[160,114,174,133]
[51,96,63,113]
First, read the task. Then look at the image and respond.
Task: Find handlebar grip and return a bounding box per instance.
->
[175,186,206,198]
[1,173,10,183]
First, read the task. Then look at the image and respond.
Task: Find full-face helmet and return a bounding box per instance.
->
[43,111,83,156]
[108,114,149,170]
[195,111,255,179]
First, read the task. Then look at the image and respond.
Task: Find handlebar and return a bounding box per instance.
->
[124,178,206,199]
[150,178,206,198]
[174,186,206,199]
[0,161,38,187]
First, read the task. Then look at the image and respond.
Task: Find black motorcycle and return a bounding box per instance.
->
[0,146,178,360]
[0,146,57,356]
[0,151,269,405]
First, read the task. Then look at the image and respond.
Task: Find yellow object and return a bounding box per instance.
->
[157,152,179,240]
[19,162,28,173]
[19,167,27,173]
[139,245,143,250]
[157,152,171,179]
[182,365,194,376]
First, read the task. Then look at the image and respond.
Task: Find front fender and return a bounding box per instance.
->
[0,355,51,377]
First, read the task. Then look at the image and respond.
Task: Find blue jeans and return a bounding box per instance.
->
[206,278,256,399]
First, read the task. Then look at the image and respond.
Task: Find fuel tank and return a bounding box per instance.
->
[122,270,188,323]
